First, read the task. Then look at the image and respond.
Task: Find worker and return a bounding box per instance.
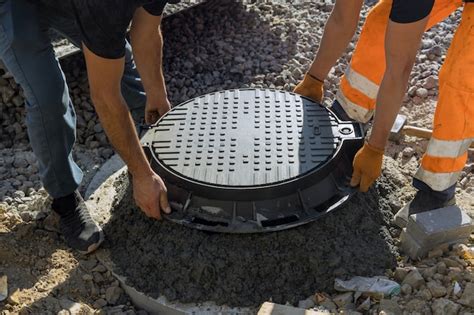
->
[294,0,472,227]
[0,0,173,254]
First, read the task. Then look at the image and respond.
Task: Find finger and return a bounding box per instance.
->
[350,169,361,187]
[359,176,374,193]
[153,191,164,219]
[160,189,171,214]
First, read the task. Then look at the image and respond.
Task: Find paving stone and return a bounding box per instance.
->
[401,206,473,259]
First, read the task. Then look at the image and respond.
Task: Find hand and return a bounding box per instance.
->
[145,96,171,124]
[350,142,384,192]
[293,73,324,103]
[132,170,171,219]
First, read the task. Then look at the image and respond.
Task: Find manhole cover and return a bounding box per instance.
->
[142,89,364,233]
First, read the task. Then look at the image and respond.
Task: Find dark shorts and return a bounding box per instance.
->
[390,0,435,23]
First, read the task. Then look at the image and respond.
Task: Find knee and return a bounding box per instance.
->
[25,75,70,113]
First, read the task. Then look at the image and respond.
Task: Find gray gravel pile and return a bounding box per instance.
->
[295,242,474,314]
[0,2,460,198]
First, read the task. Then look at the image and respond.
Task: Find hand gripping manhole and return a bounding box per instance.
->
[141,89,364,233]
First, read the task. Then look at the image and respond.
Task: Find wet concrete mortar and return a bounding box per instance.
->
[100,160,401,307]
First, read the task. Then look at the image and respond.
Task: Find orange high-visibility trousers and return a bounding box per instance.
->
[338,0,473,192]
[336,0,463,123]
[414,3,474,191]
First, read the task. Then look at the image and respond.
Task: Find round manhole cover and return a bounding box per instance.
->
[142,89,364,233]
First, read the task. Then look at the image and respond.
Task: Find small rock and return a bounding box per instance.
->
[298,298,315,309]
[419,288,432,301]
[379,299,402,315]
[405,298,428,313]
[423,76,438,90]
[402,269,425,290]
[429,248,444,258]
[92,264,107,273]
[333,292,353,308]
[422,266,437,279]
[12,190,25,199]
[393,267,410,282]
[0,273,7,302]
[402,147,415,158]
[93,298,107,309]
[428,45,443,57]
[357,297,370,312]
[436,261,447,274]
[82,274,93,281]
[401,283,413,295]
[319,299,337,311]
[415,88,429,98]
[458,282,474,307]
[43,212,60,232]
[105,286,123,305]
[427,281,447,298]
[431,298,461,315]
[7,289,20,305]
[443,257,461,268]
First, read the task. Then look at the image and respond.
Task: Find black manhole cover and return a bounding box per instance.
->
[142,89,364,233]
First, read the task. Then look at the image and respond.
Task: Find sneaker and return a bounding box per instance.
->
[52,191,104,254]
[393,190,456,228]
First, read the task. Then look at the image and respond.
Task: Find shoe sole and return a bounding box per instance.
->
[79,227,105,255]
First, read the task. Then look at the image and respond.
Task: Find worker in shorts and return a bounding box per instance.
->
[294,0,473,228]
[0,0,174,254]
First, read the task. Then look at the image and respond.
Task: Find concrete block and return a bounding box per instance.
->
[400,206,473,260]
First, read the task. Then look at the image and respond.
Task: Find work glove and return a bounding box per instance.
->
[293,73,324,103]
[350,142,384,192]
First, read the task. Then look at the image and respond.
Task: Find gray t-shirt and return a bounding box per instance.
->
[37,0,169,59]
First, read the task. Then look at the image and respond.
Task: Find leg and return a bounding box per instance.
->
[0,0,81,198]
[394,3,474,227]
[414,2,474,194]
[44,13,147,119]
[337,0,463,123]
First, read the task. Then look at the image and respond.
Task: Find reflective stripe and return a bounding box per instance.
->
[340,77,376,110]
[421,153,468,173]
[345,67,380,99]
[336,90,374,123]
[414,167,461,191]
[426,137,473,158]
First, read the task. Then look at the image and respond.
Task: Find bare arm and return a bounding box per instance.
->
[83,45,170,218]
[308,0,364,80]
[130,8,170,124]
[368,17,429,149]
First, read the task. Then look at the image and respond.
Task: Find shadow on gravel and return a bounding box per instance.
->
[162,1,298,105]
[0,219,113,313]
[99,171,398,308]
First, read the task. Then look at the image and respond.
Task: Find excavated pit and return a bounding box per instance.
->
[98,162,400,308]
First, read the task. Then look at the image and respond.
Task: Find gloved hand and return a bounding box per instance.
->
[293,73,324,103]
[350,142,384,192]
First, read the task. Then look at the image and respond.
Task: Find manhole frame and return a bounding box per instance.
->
[142,88,364,233]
